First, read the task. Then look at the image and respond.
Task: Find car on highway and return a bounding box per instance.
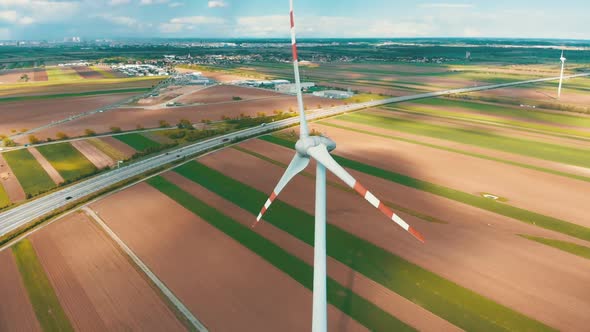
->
[65,196,73,200]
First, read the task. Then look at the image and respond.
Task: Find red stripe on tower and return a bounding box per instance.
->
[353,182,367,196]
[270,192,277,202]
[290,11,295,28]
[292,44,298,61]
[260,207,267,215]
[377,202,395,219]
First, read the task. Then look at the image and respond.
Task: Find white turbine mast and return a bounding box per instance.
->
[254,1,425,331]
[558,50,567,99]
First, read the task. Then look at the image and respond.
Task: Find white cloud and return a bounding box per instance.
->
[160,15,225,33]
[208,0,226,8]
[168,1,182,7]
[0,27,10,40]
[109,0,131,5]
[140,0,169,5]
[0,9,33,24]
[419,3,474,9]
[169,16,225,25]
[0,1,80,23]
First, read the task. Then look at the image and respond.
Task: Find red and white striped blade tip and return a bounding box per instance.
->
[408,226,425,243]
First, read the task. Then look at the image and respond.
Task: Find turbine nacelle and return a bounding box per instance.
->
[296,135,336,157]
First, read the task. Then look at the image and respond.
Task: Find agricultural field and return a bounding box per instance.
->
[0,92,139,140]
[45,67,82,82]
[114,133,161,152]
[2,149,55,196]
[36,143,97,182]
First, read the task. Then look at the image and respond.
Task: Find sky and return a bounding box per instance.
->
[0,0,589,41]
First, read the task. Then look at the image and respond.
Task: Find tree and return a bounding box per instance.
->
[84,129,96,136]
[177,119,193,129]
[232,96,242,101]
[256,111,266,118]
[28,135,40,144]
[110,126,122,133]
[158,120,170,128]
[2,138,16,147]
[20,74,29,82]
[56,132,69,140]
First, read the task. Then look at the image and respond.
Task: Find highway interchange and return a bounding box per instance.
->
[0,72,588,238]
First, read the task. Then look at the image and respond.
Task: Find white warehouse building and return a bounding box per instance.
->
[312,90,354,99]
[276,82,315,94]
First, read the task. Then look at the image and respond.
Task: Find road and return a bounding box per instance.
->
[0,72,588,237]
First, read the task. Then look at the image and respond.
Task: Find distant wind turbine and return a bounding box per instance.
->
[558,50,566,99]
[254,1,425,331]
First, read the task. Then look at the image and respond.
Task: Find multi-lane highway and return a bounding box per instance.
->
[1,72,588,237]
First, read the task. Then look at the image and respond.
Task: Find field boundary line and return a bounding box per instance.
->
[82,206,208,332]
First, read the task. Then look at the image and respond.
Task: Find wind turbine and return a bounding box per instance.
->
[558,50,566,99]
[254,1,425,331]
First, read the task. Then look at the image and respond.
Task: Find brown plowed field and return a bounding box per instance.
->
[176,67,251,83]
[90,183,366,332]
[306,122,589,226]
[177,85,286,104]
[33,68,48,81]
[0,93,137,138]
[28,147,64,185]
[0,152,26,202]
[99,136,136,158]
[71,66,103,79]
[71,140,115,169]
[198,145,590,331]
[31,95,344,139]
[0,69,36,83]
[0,250,42,331]
[162,171,461,332]
[30,212,186,331]
[325,118,590,179]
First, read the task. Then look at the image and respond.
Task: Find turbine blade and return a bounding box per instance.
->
[289,0,310,138]
[307,145,425,243]
[255,153,310,224]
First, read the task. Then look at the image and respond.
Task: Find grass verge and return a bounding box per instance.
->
[335,112,590,168]
[2,149,55,196]
[174,161,553,332]
[519,235,590,260]
[147,175,414,332]
[114,133,161,152]
[261,135,590,243]
[12,239,73,332]
[0,183,10,208]
[37,143,97,182]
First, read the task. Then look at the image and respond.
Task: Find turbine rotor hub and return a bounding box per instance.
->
[295,135,336,156]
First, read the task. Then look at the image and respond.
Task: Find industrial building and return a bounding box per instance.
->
[312,90,354,99]
[276,82,315,94]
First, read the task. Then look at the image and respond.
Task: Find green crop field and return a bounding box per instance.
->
[0,87,149,103]
[2,150,55,196]
[86,138,128,161]
[0,184,10,208]
[89,66,118,78]
[262,135,590,243]
[12,239,73,332]
[410,98,590,128]
[173,161,553,331]
[148,175,414,332]
[37,143,97,182]
[520,235,590,260]
[114,133,160,151]
[319,121,590,183]
[334,112,590,168]
[45,67,82,82]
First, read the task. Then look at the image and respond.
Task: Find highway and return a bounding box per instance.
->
[0,72,588,237]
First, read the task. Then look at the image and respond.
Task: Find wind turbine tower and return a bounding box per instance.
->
[255,1,425,331]
[558,50,566,99]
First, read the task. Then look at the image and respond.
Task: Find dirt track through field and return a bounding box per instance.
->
[199,145,590,331]
[0,153,26,202]
[0,250,42,331]
[163,171,462,332]
[307,123,590,226]
[27,147,64,184]
[30,212,186,331]
[324,118,590,179]
[71,140,115,169]
[90,183,366,332]
[99,136,136,158]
